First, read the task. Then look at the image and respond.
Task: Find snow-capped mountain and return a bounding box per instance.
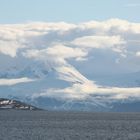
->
[1,70,140,112]
[0,19,140,111]
[8,93,140,112]
[0,98,40,110]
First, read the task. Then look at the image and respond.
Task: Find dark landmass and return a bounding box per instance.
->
[0,98,40,110]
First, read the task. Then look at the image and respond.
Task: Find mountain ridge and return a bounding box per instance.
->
[0,98,41,110]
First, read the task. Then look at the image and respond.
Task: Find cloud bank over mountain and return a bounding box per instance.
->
[0,19,140,101]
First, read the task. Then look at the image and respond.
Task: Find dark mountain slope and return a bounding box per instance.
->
[0,98,40,110]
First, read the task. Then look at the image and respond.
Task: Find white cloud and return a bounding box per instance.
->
[0,19,140,101]
[0,77,34,86]
[136,52,140,57]
[24,44,87,61]
[72,35,125,49]
[35,82,140,100]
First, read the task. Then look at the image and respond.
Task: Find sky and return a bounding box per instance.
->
[0,0,140,102]
[0,0,140,23]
